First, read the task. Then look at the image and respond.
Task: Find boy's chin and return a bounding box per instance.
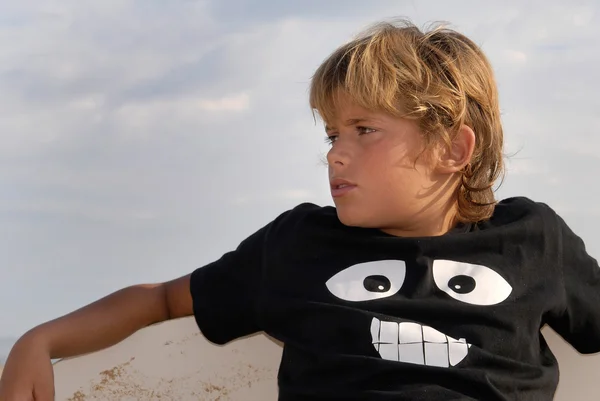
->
[334,205,377,228]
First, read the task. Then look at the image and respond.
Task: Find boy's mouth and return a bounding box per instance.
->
[331,186,356,198]
[330,178,356,188]
[330,178,357,197]
[370,317,471,368]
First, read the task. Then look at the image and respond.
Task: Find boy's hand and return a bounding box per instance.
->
[0,333,54,401]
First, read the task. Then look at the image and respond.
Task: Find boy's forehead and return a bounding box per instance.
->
[321,90,404,130]
[323,97,379,128]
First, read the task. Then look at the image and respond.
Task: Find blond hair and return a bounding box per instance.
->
[309,19,505,223]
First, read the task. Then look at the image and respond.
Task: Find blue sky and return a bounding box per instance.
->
[0,0,599,362]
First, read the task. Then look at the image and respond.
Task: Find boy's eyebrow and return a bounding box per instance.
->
[345,118,369,125]
[325,117,377,132]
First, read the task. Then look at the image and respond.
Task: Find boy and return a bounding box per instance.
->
[1,19,599,401]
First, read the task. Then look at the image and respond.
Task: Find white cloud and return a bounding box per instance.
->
[113,92,251,138]
[570,6,595,26]
[504,50,527,63]
[231,189,316,205]
[505,158,546,176]
[197,93,250,112]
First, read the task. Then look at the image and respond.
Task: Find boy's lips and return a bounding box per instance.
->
[330,178,357,198]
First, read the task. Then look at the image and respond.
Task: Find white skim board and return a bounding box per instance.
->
[53,316,282,400]
[52,318,599,400]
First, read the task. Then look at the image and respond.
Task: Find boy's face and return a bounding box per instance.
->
[325,93,457,237]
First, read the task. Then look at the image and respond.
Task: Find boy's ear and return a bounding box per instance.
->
[436,125,476,174]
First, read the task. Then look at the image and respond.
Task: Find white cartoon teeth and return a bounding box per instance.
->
[370,318,471,367]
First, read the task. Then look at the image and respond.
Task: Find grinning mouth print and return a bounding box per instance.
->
[370,318,471,368]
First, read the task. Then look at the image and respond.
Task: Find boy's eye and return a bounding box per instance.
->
[432,260,512,306]
[357,126,376,135]
[325,135,338,145]
[324,127,374,146]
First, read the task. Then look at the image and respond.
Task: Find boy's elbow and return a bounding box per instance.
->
[162,274,194,321]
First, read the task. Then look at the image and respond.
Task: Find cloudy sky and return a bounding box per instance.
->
[0,0,599,362]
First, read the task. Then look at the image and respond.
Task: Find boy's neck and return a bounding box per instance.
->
[378,201,460,238]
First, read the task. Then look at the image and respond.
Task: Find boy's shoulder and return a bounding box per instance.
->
[488,196,561,229]
[272,202,339,230]
[495,196,557,215]
[257,202,342,248]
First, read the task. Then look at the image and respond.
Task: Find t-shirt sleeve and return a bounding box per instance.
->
[189,215,282,345]
[547,212,600,354]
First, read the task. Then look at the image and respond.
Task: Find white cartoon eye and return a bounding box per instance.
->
[432,259,512,306]
[326,260,406,302]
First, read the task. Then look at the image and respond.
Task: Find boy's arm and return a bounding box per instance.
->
[546,212,600,354]
[15,202,295,357]
[24,274,192,359]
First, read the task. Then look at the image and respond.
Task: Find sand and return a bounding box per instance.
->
[1,326,600,400]
[52,317,281,401]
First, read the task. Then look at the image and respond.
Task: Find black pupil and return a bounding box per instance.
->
[448,275,476,294]
[363,275,391,293]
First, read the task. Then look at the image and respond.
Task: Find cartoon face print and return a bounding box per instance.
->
[325,259,512,368]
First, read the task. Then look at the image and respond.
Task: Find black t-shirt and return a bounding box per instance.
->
[189,197,600,400]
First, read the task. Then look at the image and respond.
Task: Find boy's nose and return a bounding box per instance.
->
[326,145,352,167]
